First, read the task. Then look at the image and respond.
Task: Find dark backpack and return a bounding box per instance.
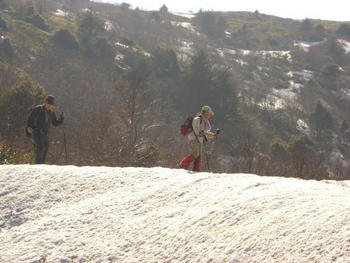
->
[180,116,194,136]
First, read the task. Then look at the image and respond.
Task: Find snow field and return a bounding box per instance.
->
[1,165,350,263]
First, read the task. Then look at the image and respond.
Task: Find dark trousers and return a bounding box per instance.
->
[32,131,49,164]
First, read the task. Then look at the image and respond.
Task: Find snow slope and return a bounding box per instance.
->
[1,165,350,263]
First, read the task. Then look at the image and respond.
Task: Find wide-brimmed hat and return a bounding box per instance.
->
[201,105,214,115]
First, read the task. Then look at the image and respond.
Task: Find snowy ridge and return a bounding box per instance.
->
[1,165,350,263]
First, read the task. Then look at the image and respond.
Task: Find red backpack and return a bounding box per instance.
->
[180,116,194,136]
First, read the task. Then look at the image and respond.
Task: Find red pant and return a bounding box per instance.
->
[180,154,202,172]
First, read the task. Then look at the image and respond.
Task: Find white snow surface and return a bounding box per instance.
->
[337,39,350,54]
[294,39,327,52]
[1,165,350,263]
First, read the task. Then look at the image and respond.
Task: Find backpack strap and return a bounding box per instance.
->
[192,116,201,144]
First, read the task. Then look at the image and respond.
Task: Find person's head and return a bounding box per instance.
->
[43,95,55,110]
[201,105,214,120]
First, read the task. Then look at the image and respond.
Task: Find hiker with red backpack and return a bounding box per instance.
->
[179,105,219,172]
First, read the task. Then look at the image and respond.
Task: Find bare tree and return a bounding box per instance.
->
[114,59,151,164]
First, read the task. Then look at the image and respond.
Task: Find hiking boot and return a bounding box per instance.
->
[179,164,188,170]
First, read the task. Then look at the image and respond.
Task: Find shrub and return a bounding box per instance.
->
[0,138,15,164]
[26,14,49,31]
[336,23,350,37]
[0,78,46,135]
[135,143,160,167]
[51,29,79,50]
[0,16,7,30]
[0,38,14,61]
[94,37,114,59]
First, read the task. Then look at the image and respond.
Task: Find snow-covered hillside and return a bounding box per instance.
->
[1,165,350,263]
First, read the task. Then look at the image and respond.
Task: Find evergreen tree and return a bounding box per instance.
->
[152,47,180,78]
[310,101,334,136]
[77,11,104,43]
[196,12,227,38]
[120,2,131,9]
[159,4,168,14]
[300,18,313,31]
[212,68,238,122]
[181,50,214,113]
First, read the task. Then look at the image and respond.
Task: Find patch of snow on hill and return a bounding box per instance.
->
[115,42,129,49]
[114,52,125,61]
[258,50,292,63]
[341,88,350,98]
[263,83,301,110]
[289,80,303,90]
[238,49,292,62]
[177,40,194,61]
[294,38,327,52]
[1,165,350,263]
[297,119,311,134]
[104,20,113,32]
[291,70,314,81]
[239,49,252,56]
[54,9,68,17]
[171,21,200,35]
[217,48,237,57]
[287,70,314,81]
[337,39,350,54]
[115,42,150,57]
[171,12,195,19]
[235,59,248,66]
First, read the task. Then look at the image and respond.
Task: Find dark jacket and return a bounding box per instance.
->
[27,105,63,134]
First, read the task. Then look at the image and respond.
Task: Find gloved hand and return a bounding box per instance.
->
[25,127,32,138]
[59,112,64,122]
[215,129,220,139]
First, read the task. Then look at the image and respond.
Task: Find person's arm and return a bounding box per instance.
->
[192,117,201,137]
[52,111,64,126]
[203,130,217,139]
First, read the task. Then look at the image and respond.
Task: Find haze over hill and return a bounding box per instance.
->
[0,0,349,179]
[91,0,350,21]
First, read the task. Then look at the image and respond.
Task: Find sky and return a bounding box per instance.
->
[92,0,350,21]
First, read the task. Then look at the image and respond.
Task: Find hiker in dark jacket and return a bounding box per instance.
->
[26,95,64,164]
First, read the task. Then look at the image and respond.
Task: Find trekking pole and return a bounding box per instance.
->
[62,123,68,164]
[206,129,220,173]
[205,146,211,172]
